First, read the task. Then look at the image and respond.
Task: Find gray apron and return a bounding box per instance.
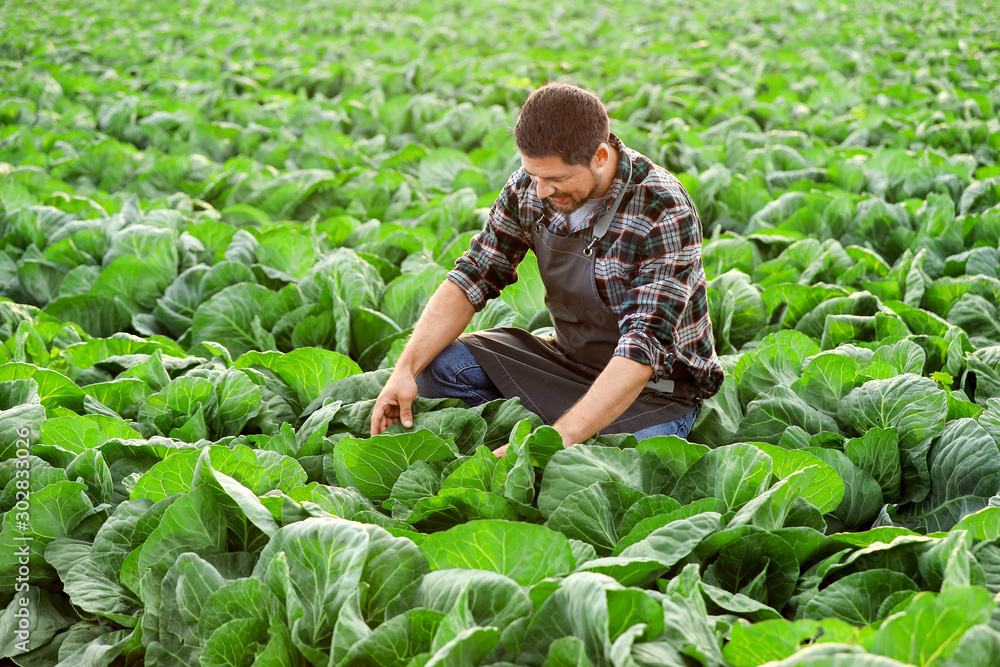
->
[459,169,699,434]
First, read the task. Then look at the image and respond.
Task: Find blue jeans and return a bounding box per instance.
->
[417,341,503,406]
[418,341,699,439]
[632,403,700,440]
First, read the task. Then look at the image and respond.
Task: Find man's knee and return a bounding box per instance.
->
[415,341,474,398]
[415,354,445,397]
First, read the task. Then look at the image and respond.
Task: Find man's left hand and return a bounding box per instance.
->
[492,432,579,458]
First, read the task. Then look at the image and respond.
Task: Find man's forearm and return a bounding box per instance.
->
[552,356,654,446]
[393,278,477,378]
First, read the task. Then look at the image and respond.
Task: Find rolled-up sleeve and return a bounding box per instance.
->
[447,171,532,311]
[614,200,703,380]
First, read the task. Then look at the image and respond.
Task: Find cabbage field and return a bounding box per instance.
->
[1,0,999,664]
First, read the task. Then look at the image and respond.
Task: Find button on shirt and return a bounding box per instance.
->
[446,134,725,398]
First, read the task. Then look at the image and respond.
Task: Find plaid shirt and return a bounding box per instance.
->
[447,134,724,397]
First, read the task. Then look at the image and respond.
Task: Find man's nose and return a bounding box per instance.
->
[536,181,555,199]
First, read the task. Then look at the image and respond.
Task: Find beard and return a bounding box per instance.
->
[547,167,603,214]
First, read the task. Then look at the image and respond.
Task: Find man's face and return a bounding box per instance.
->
[521,151,604,214]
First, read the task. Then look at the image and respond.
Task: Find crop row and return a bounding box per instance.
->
[1,0,999,665]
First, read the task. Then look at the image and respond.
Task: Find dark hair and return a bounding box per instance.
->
[514,83,610,166]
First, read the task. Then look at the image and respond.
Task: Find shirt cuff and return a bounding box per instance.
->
[446,268,490,312]
[614,329,671,380]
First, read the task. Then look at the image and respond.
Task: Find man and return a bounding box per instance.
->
[370,83,723,454]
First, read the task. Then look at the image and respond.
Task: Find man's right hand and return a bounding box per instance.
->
[370,373,419,436]
[368,278,477,437]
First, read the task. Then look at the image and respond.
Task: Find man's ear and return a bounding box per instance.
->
[593,142,611,168]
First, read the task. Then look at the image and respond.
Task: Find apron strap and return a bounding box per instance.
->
[645,378,675,393]
[584,158,632,257]
[644,376,704,403]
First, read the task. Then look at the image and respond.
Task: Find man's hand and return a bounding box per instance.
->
[370,374,418,436]
[368,279,476,438]
[492,429,579,458]
[552,357,654,445]
[554,425,584,449]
